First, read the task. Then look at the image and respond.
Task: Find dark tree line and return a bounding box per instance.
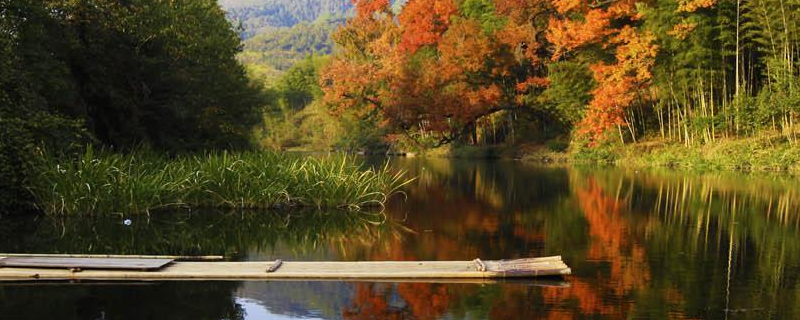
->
[0,0,264,211]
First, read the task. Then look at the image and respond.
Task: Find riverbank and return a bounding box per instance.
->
[27,149,408,216]
[571,136,800,173]
[423,136,800,173]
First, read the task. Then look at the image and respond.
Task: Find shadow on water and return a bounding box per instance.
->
[0,281,244,320]
[0,209,402,320]
[1,157,799,319]
[0,209,398,260]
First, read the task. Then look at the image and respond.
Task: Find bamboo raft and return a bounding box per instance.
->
[0,254,571,282]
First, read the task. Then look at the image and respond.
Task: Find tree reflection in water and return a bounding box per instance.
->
[341,283,449,320]
[1,158,800,320]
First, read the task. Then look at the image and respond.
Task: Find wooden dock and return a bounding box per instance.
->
[0,255,571,282]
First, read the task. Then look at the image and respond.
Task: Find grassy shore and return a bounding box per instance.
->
[569,136,800,173]
[28,149,409,216]
[420,136,800,173]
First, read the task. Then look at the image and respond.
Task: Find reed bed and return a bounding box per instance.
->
[28,149,410,215]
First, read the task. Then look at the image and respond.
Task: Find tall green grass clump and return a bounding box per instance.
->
[28,148,410,215]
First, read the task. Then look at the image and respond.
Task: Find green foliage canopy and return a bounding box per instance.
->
[0,0,265,212]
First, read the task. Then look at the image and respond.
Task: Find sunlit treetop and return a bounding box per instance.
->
[676,0,716,12]
[398,0,458,53]
[353,0,391,20]
[547,9,612,60]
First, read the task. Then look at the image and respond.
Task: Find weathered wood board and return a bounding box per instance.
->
[0,278,571,286]
[0,257,173,270]
[0,253,223,261]
[0,256,571,281]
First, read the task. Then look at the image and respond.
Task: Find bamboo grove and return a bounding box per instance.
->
[320,0,800,148]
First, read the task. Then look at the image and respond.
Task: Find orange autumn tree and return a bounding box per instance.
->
[398,0,458,53]
[318,0,760,150]
[355,0,391,19]
[319,0,398,132]
[321,0,551,147]
[546,0,658,143]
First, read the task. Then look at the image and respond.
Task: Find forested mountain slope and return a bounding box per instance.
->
[239,15,343,76]
[225,1,405,83]
[220,0,407,38]
[221,0,353,38]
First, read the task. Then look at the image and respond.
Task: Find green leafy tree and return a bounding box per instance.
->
[1,0,265,211]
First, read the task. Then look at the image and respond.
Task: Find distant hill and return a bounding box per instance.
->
[218,0,267,8]
[220,0,407,38]
[222,0,406,83]
[239,15,342,76]
[221,0,353,39]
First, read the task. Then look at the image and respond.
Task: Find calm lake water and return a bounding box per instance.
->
[1,158,799,320]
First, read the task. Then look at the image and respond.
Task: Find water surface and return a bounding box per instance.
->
[1,158,799,320]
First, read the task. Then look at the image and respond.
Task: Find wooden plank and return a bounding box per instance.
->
[0,281,158,287]
[0,256,571,281]
[0,278,571,287]
[0,257,173,270]
[0,253,223,261]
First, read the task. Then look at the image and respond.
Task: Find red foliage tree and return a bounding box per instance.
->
[323,1,529,146]
[398,0,458,53]
[353,0,391,20]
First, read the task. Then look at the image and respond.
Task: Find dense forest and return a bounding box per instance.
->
[1,0,412,215]
[4,0,800,212]
[0,0,264,211]
[268,0,799,157]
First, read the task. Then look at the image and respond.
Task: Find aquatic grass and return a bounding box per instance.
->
[28,149,411,216]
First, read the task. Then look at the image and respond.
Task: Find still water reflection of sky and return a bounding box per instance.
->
[237,298,326,320]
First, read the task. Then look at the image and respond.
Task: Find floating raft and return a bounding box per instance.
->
[0,255,571,282]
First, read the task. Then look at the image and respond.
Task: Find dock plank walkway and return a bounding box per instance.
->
[0,256,571,281]
[0,257,173,270]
